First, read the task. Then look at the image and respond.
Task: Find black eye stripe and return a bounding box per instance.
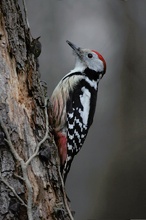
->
[88,53,93,58]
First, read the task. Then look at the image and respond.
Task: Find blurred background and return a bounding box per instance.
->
[23,0,146,219]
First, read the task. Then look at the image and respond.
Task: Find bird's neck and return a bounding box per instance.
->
[73,60,102,82]
[84,68,102,81]
[71,59,86,74]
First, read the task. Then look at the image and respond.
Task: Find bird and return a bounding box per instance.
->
[50,40,106,183]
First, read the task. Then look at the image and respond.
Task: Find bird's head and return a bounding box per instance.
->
[66,40,106,77]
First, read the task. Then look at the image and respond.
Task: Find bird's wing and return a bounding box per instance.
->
[62,85,89,181]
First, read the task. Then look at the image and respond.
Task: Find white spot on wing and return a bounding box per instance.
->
[79,87,91,125]
[75,117,83,128]
[68,112,74,118]
[67,156,71,161]
[81,134,85,138]
[68,133,74,140]
[68,144,73,150]
[68,123,74,129]
[74,130,81,140]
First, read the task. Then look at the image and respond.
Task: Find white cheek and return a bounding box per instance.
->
[97,59,104,72]
[88,59,104,72]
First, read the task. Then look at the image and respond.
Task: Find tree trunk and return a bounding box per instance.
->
[0,1,73,219]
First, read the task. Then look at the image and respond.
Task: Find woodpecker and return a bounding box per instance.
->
[50,40,106,183]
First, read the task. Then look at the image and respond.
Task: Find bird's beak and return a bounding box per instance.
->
[66,40,82,59]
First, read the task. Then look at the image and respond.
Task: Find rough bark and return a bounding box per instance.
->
[0,1,72,219]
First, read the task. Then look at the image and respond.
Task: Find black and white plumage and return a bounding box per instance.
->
[50,41,106,183]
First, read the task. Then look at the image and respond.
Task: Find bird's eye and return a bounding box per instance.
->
[88,53,93,58]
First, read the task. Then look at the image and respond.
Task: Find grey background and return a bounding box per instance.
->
[23,0,146,219]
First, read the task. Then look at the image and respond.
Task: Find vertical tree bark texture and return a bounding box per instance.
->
[0,1,71,219]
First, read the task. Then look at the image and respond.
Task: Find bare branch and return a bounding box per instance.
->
[56,155,74,220]
[0,174,27,208]
[0,97,50,220]
[58,167,74,220]
[20,162,33,220]
[26,97,50,166]
[0,117,33,220]
[14,173,24,181]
